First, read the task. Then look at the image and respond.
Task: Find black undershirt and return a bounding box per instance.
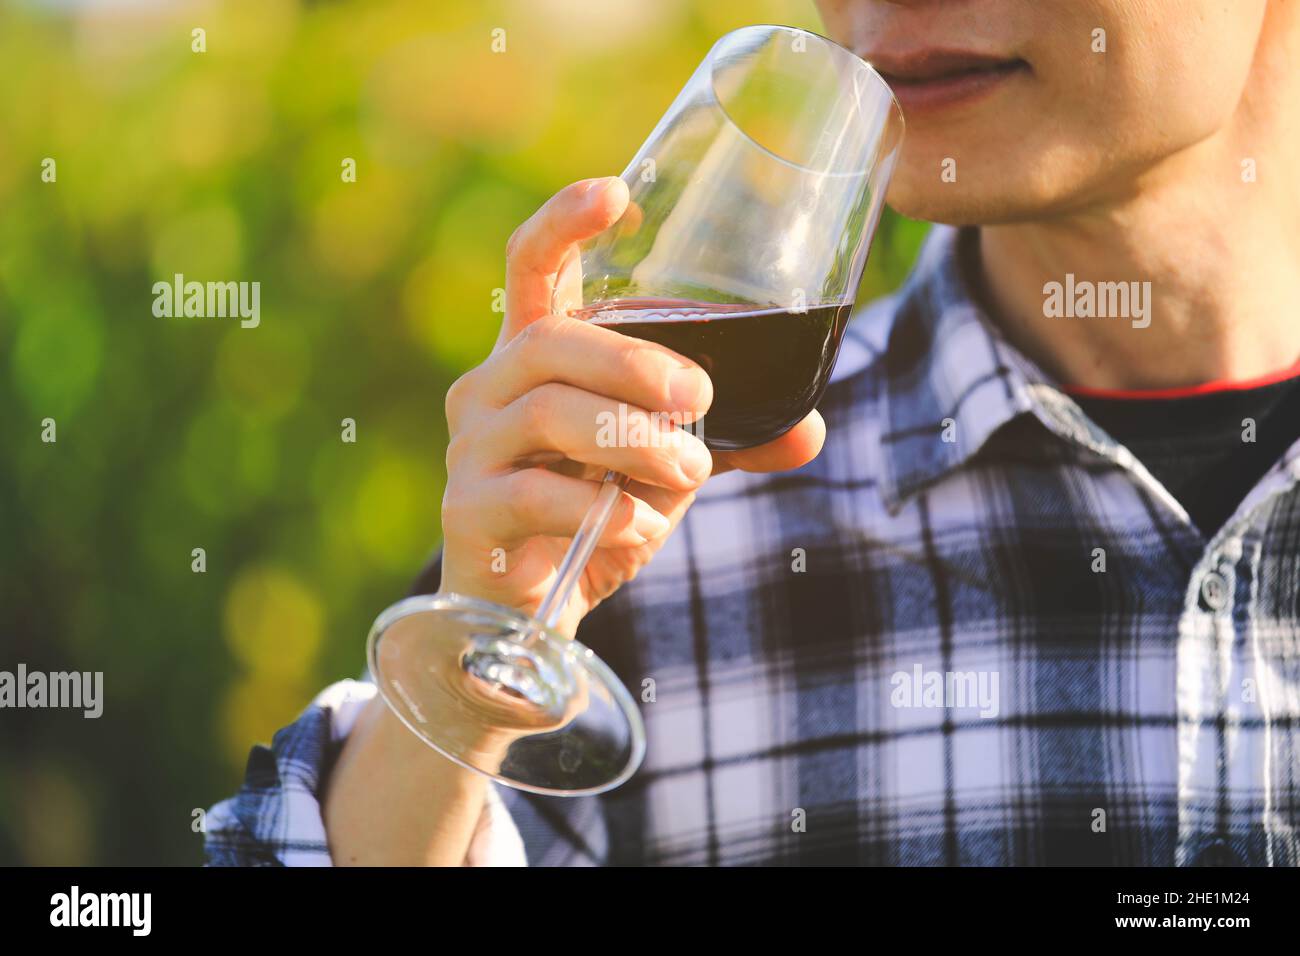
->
[1071,376,1300,538]
[956,227,1300,538]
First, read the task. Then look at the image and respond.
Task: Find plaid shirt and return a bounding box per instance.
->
[206,225,1300,866]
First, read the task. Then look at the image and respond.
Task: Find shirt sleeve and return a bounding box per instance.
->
[203,678,527,866]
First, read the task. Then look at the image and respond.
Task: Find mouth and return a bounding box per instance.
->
[862,49,1030,115]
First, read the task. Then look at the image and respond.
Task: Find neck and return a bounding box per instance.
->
[978,12,1300,392]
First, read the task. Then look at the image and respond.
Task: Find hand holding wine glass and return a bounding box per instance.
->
[438,175,828,639]
[325,183,811,860]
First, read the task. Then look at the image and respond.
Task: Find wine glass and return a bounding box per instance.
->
[368,24,903,795]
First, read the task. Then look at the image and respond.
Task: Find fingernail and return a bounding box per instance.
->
[582,176,615,201]
[669,367,706,410]
[633,499,671,540]
[678,437,713,483]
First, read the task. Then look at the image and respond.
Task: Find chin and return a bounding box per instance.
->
[886,178,1029,227]
[885,152,1084,227]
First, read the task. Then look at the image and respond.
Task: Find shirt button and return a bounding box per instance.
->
[1200,571,1230,611]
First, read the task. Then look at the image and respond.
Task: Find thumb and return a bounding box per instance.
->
[498,177,630,346]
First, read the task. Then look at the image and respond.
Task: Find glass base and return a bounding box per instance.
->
[366,593,645,795]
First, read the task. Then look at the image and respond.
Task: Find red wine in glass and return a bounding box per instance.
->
[581,298,855,450]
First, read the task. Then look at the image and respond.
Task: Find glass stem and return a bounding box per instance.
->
[534,470,631,630]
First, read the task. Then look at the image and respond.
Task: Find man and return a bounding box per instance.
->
[206,0,1300,865]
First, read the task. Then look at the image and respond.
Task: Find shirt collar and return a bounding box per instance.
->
[857,224,1300,520]
[870,225,1109,514]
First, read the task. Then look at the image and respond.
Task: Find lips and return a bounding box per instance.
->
[862,49,1029,114]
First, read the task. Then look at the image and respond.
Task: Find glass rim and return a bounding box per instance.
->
[704,24,905,178]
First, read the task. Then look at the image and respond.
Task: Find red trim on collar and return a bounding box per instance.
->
[1062,360,1300,401]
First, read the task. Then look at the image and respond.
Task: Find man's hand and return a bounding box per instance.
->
[439,176,825,635]
[324,176,826,866]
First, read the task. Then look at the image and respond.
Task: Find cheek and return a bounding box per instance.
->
[1072,4,1263,156]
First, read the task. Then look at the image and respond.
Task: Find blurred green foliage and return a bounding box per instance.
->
[0,0,929,864]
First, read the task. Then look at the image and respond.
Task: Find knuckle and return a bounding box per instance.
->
[444,370,478,428]
[439,482,470,537]
[508,317,553,372]
[518,382,563,437]
[524,313,563,347]
[617,341,670,402]
[504,218,531,260]
[444,432,473,474]
[504,469,546,520]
